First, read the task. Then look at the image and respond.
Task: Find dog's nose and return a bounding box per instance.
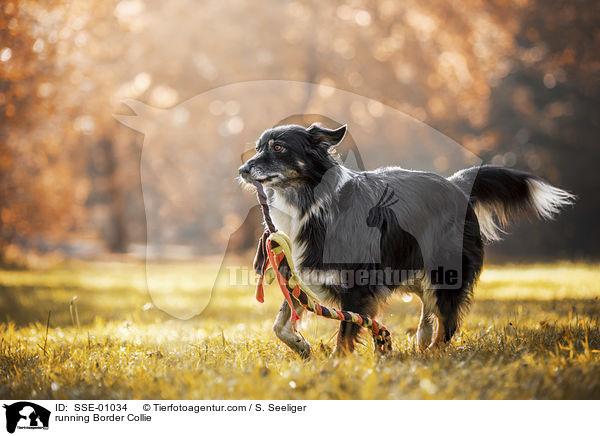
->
[238,163,251,176]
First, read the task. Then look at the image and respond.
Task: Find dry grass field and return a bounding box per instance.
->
[1,261,599,400]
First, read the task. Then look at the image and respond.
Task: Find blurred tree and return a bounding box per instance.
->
[0,0,597,260]
[0,0,87,262]
[87,137,128,253]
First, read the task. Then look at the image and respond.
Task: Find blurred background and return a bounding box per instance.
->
[1,0,598,265]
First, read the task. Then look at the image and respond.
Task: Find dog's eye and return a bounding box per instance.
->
[273,144,282,152]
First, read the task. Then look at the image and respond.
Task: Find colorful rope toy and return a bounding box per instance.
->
[252,182,392,354]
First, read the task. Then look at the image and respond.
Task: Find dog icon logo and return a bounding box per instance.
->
[3,402,50,433]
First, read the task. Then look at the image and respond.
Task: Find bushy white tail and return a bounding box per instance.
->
[449,165,575,242]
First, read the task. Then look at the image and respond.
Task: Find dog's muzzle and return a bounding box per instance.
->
[238,163,252,182]
[238,163,281,184]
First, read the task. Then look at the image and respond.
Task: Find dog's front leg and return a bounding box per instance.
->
[335,290,379,356]
[273,299,310,359]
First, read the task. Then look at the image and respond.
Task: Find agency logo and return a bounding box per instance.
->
[3,402,50,434]
[115,80,482,318]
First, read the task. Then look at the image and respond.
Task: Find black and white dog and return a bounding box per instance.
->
[238,123,574,357]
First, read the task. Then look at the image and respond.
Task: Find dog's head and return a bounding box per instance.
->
[238,123,346,189]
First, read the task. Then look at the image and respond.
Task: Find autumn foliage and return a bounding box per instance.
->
[1,0,598,262]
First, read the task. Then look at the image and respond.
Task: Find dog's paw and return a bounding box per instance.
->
[296,339,311,359]
[332,345,353,357]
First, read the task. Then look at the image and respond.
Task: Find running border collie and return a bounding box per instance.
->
[238,123,574,357]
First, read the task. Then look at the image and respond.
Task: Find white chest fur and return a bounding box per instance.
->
[267,190,340,299]
[268,191,305,265]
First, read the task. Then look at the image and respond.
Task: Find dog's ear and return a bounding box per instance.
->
[307,123,347,148]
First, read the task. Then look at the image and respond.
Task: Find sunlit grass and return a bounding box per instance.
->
[1,261,599,399]
[478,262,600,300]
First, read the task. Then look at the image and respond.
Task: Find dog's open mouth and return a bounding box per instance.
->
[254,175,279,183]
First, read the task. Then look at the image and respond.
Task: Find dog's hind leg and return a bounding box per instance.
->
[432,249,481,346]
[273,299,311,359]
[416,303,434,352]
[433,288,466,346]
[429,315,445,349]
[413,287,442,351]
[432,203,482,346]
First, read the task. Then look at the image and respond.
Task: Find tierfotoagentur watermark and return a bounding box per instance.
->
[115,80,481,319]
